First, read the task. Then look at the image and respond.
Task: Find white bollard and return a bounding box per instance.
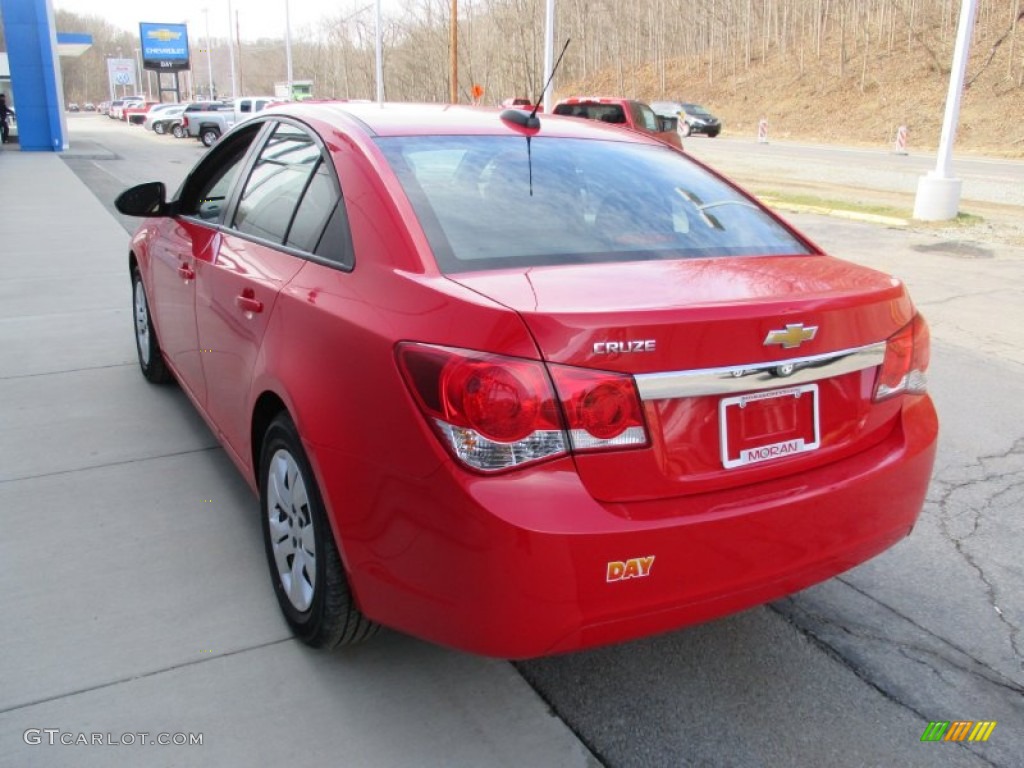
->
[894,125,909,155]
[757,117,768,144]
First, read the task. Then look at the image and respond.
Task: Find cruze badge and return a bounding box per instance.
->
[593,340,656,354]
[764,323,818,349]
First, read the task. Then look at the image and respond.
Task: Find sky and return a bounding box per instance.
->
[51,0,397,43]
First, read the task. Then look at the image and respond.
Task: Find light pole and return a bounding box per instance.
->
[543,0,555,112]
[375,0,383,103]
[203,7,215,99]
[285,0,293,99]
[227,0,237,99]
[133,48,144,98]
[912,0,979,220]
[449,0,457,103]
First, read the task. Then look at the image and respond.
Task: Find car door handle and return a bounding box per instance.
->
[235,293,263,314]
[178,263,195,281]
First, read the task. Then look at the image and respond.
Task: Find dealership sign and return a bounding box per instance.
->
[140,23,190,71]
[106,58,136,87]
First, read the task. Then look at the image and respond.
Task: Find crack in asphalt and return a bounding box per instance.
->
[768,602,1002,768]
[917,288,1008,307]
[933,436,1024,670]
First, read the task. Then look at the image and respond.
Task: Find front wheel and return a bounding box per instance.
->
[131,266,172,384]
[171,123,185,139]
[154,122,166,135]
[259,414,379,649]
[200,128,220,147]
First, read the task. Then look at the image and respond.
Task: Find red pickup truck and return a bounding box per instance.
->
[553,97,683,150]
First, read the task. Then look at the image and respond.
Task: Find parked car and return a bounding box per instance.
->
[67,102,80,112]
[84,102,97,112]
[146,105,186,135]
[109,96,144,120]
[182,96,276,146]
[115,102,937,659]
[553,96,683,149]
[500,97,542,112]
[125,101,162,125]
[651,101,722,138]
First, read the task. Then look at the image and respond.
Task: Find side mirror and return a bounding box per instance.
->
[115,181,168,217]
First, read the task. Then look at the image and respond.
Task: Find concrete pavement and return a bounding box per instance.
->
[0,148,598,767]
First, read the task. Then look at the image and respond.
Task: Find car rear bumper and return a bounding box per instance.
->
[314,395,937,658]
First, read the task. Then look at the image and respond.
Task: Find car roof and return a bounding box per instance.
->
[263,101,661,143]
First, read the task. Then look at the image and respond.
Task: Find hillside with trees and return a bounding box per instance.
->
[29,0,1024,155]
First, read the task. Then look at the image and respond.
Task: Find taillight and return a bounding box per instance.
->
[397,343,649,472]
[397,344,567,471]
[873,314,930,401]
[549,365,649,452]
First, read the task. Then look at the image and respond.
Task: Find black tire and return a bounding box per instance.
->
[172,123,185,139]
[200,128,220,147]
[708,129,720,138]
[154,122,166,135]
[680,121,692,137]
[131,266,172,384]
[259,413,379,649]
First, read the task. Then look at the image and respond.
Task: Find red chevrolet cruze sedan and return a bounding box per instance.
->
[116,102,937,658]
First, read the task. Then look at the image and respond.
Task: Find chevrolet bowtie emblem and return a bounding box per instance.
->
[764,323,818,349]
[147,29,182,42]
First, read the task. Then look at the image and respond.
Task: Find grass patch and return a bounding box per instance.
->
[916,211,986,228]
[755,190,911,220]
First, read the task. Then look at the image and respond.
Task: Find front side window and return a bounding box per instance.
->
[376,136,811,274]
[177,123,263,222]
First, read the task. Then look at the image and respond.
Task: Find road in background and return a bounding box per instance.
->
[42,113,1024,767]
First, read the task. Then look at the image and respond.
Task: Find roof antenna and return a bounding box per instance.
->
[500,38,571,130]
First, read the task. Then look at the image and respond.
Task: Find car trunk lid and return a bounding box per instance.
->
[449,255,912,504]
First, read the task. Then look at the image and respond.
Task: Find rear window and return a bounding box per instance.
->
[553,103,627,124]
[376,136,811,274]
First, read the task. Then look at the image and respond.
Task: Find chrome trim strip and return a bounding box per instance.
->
[635,342,887,401]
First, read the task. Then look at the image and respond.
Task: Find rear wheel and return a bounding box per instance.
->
[200,127,220,147]
[259,413,379,649]
[131,266,172,384]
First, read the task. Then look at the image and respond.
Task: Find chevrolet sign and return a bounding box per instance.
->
[139,22,190,72]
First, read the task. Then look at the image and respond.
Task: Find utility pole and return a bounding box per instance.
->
[449,0,457,103]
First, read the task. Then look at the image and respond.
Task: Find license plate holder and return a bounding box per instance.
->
[719,383,820,469]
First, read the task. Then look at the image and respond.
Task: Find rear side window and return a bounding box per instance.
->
[233,124,320,243]
[377,136,811,274]
[228,122,352,267]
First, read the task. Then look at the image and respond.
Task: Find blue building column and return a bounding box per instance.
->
[0,0,67,151]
